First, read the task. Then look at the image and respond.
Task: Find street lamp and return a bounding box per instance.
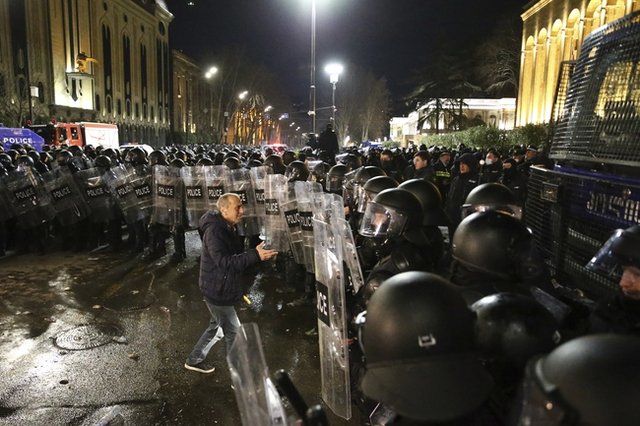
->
[325,62,343,123]
[204,66,219,141]
[309,0,317,135]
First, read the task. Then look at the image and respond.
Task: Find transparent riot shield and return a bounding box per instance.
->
[227,322,288,426]
[41,168,90,226]
[181,165,209,228]
[6,167,56,229]
[313,192,351,420]
[0,176,16,223]
[339,218,365,295]
[204,165,228,210]
[75,168,118,223]
[295,181,323,273]
[281,182,305,265]
[250,166,271,236]
[262,174,289,251]
[226,168,260,236]
[151,165,183,227]
[104,164,143,224]
[128,164,153,219]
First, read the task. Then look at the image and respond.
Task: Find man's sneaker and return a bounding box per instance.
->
[184,362,215,374]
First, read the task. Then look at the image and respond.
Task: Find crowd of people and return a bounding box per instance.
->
[0,136,639,425]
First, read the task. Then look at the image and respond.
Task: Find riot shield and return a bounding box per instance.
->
[313,192,351,420]
[339,217,365,295]
[6,167,56,229]
[75,168,118,223]
[281,182,305,265]
[262,174,289,251]
[226,168,260,236]
[227,322,288,426]
[104,164,143,224]
[0,176,16,223]
[250,166,271,236]
[294,181,323,273]
[151,165,183,227]
[181,165,209,228]
[128,164,153,218]
[41,168,90,226]
[204,165,228,210]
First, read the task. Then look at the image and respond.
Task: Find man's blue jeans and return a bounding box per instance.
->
[186,299,240,365]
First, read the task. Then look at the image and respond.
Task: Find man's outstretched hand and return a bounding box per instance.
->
[256,241,279,261]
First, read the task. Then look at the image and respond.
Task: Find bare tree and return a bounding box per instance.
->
[475,14,521,97]
[335,65,391,144]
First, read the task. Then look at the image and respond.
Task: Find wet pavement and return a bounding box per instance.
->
[0,231,361,425]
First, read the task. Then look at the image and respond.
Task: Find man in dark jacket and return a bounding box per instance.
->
[185,193,278,373]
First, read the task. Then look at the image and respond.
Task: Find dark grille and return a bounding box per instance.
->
[550,11,640,170]
[525,166,640,300]
[549,60,576,129]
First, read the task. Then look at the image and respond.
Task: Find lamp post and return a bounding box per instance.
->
[204,66,218,142]
[325,62,343,124]
[309,0,317,135]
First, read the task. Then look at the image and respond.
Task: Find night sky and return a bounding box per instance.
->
[167,0,529,109]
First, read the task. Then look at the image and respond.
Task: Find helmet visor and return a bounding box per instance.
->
[358,201,407,238]
[460,203,523,220]
[515,359,575,426]
[326,173,345,192]
[356,187,375,213]
[586,229,625,277]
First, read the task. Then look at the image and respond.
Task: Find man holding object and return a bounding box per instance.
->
[185,193,278,373]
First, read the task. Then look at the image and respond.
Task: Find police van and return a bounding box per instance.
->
[525,12,640,302]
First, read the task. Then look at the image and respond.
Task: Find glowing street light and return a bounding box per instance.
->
[238,90,249,100]
[325,62,343,123]
[204,66,218,79]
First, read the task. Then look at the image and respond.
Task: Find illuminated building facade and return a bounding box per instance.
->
[0,0,173,146]
[517,0,639,125]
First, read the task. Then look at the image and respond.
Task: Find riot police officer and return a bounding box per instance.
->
[587,225,640,334]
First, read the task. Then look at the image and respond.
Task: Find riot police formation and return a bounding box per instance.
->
[2,140,640,426]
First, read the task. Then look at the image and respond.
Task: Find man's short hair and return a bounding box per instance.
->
[414,150,429,161]
[217,193,241,211]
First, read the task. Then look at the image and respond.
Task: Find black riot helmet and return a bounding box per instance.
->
[223,156,242,170]
[170,158,186,169]
[461,182,522,220]
[359,271,493,423]
[352,165,386,186]
[282,150,296,166]
[471,293,560,375]
[517,334,640,426]
[326,163,349,193]
[399,178,450,226]
[310,161,331,187]
[101,148,120,164]
[17,154,34,169]
[148,150,167,167]
[587,225,640,276]
[359,188,422,239]
[247,158,263,168]
[452,210,538,281]
[125,147,148,166]
[357,175,399,213]
[93,154,112,171]
[196,157,215,166]
[56,149,73,166]
[284,160,310,182]
[263,154,286,174]
[0,153,14,171]
[339,152,363,171]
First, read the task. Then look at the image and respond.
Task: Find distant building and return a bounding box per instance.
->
[390,98,516,146]
[0,0,173,146]
[517,0,639,126]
